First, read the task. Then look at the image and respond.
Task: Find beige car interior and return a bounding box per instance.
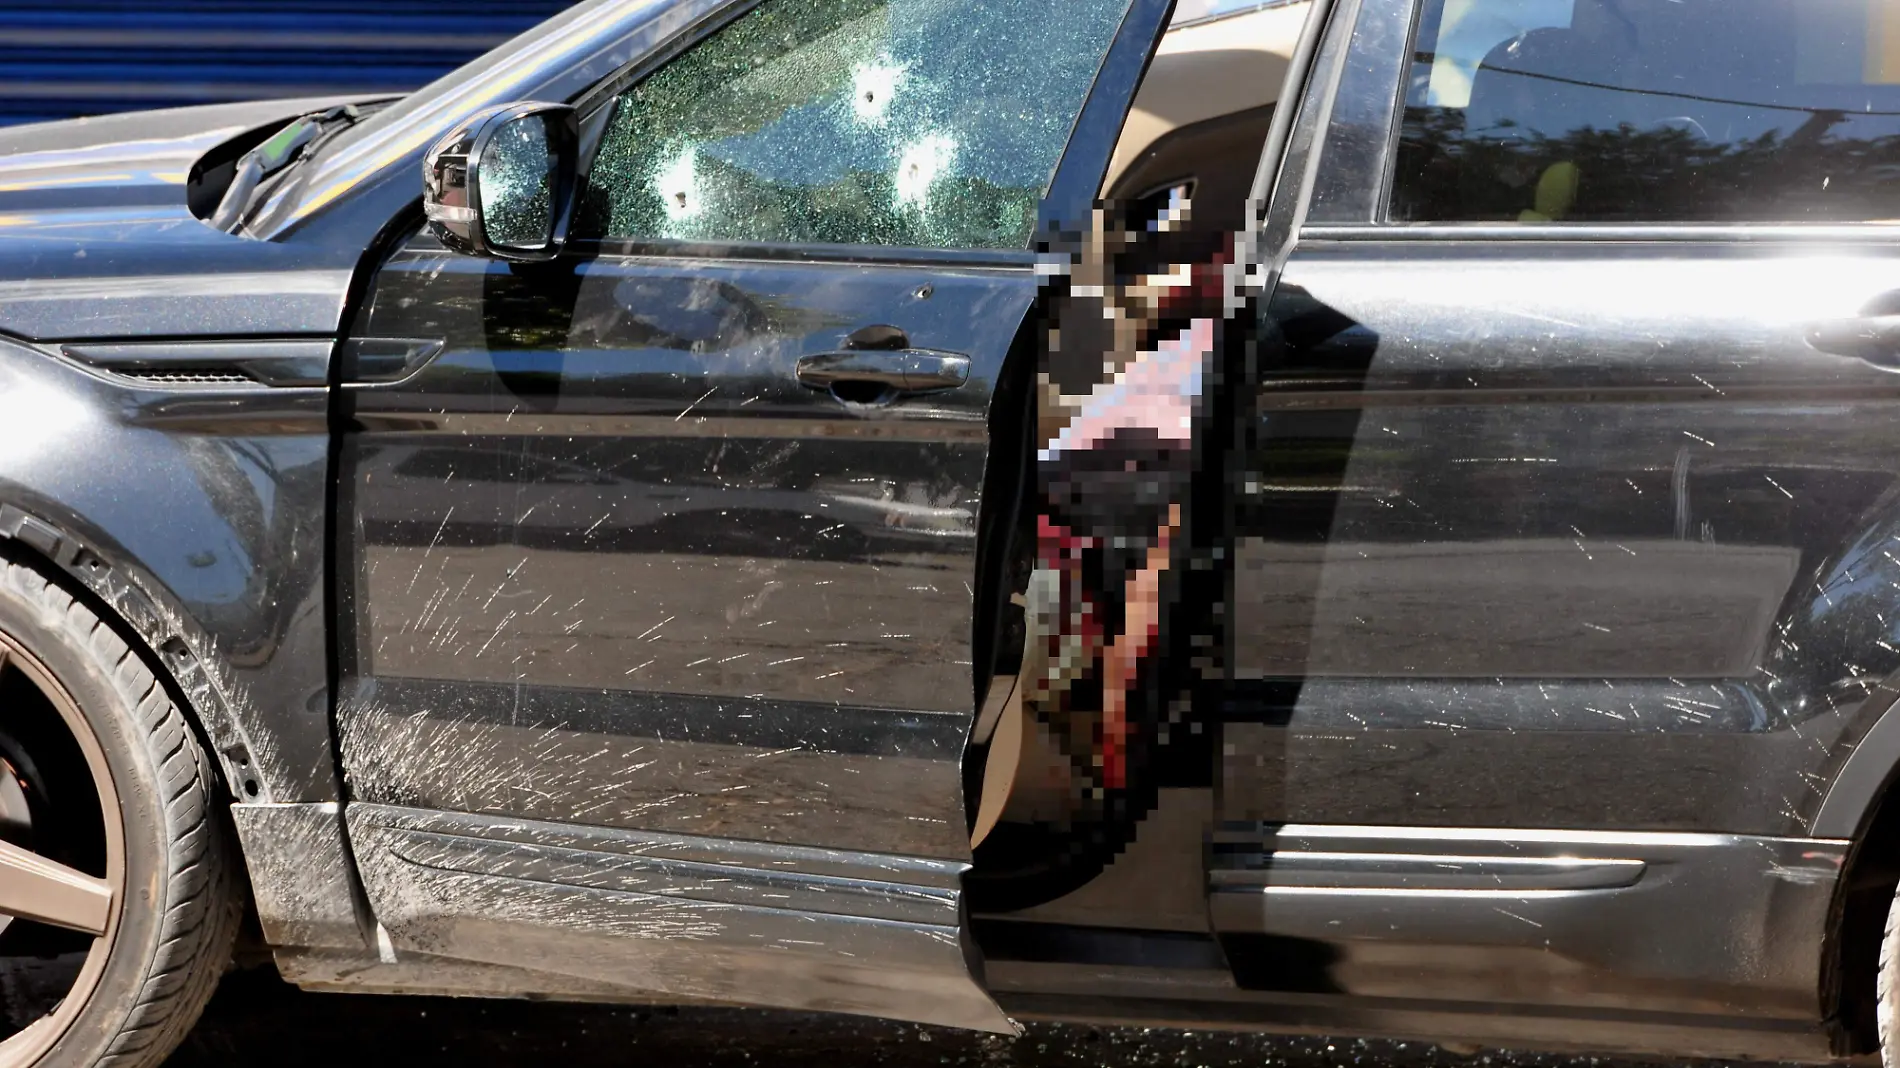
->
[970,0,1312,849]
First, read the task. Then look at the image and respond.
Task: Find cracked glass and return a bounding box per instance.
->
[574,0,1133,250]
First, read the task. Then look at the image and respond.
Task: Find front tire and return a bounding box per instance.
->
[0,558,238,1068]
[1880,873,1900,1066]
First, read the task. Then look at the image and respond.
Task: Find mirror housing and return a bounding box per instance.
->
[423,102,579,262]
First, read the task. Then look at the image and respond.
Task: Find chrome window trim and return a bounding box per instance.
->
[1303,222,1900,242]
[1303,0,1415,224]
[1171,0,1310,31]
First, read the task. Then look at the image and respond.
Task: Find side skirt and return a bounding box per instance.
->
[1206,824,1844,1021]
[339,804,1016,1033]
[977,824,1849,1062]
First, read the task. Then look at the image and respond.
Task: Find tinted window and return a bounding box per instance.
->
[1390,0,1900,223]
[574,0,1132,250]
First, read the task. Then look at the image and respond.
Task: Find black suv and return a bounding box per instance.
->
[1,0,1898,1065]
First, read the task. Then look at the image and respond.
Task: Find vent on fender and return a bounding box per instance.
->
[109,367,258,386]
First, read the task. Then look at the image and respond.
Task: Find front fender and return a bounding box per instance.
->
[0,334,334,804]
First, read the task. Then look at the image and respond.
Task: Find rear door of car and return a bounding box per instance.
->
[334,0,1171,1031]
[1215,0,1900,1021]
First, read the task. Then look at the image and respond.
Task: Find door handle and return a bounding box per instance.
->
[1806,315,1900,368]
[795,350,971,392]
[795,325,970,397]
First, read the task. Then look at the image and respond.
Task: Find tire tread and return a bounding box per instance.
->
[0,559,239,1068]
[1879,875,1899,1065]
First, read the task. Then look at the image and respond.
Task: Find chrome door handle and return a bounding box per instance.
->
[1806,315,1900,368]
[795,349,971,393]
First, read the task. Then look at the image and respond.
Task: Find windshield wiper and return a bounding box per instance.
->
[208,104,360,233]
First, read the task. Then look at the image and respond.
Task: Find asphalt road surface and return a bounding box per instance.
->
[163,970,1750,1068]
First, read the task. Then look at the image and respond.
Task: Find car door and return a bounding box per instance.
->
[1212,0,1896,1022]
[333,0,1170,1031]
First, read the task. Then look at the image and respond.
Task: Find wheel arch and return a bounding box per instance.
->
[0,327,340,813]
[1814,668,1900,1055]
[0,505,272,805]
[0,464,339,813]
[1751,479,1900,1047]
[1819,725,1900,1056]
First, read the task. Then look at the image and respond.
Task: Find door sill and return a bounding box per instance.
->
[343,803,1016,1033]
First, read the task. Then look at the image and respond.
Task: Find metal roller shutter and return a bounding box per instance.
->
[0,1,578,126]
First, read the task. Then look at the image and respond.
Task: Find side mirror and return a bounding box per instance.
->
[423,102,579,262]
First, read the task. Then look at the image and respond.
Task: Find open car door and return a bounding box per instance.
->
[333,0,1176,1034]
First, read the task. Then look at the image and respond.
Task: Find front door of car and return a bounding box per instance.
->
[1216,0,1900,1017]
[334,0,1168,1030]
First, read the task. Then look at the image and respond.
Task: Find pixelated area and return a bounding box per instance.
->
[966,161,1269,910]
[952,1,1300,913]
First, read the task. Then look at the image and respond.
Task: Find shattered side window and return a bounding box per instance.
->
[573,0,1133,250]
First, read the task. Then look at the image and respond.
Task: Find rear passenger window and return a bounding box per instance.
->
[1389,0,1900,223]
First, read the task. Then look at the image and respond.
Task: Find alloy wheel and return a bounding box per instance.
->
[0,636,124,1068]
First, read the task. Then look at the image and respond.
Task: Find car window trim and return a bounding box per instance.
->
[1248,0,1357,264]
[1302,222,1900,242]
[1301,0,1414,225]
[565,234,1038,269]
[1172,0,1310,31]
[1039,0,1174,231]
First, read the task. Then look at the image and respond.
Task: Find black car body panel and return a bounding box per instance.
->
[0,96,398,815]
[337,238,1027,860]
[1199,0,1886,1047]
[1232,240,1900,834]
[0,98,370,341]
[0,333,333,803]
[1223,0,1900,842]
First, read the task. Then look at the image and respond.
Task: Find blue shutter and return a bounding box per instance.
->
[0,1,578,126]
